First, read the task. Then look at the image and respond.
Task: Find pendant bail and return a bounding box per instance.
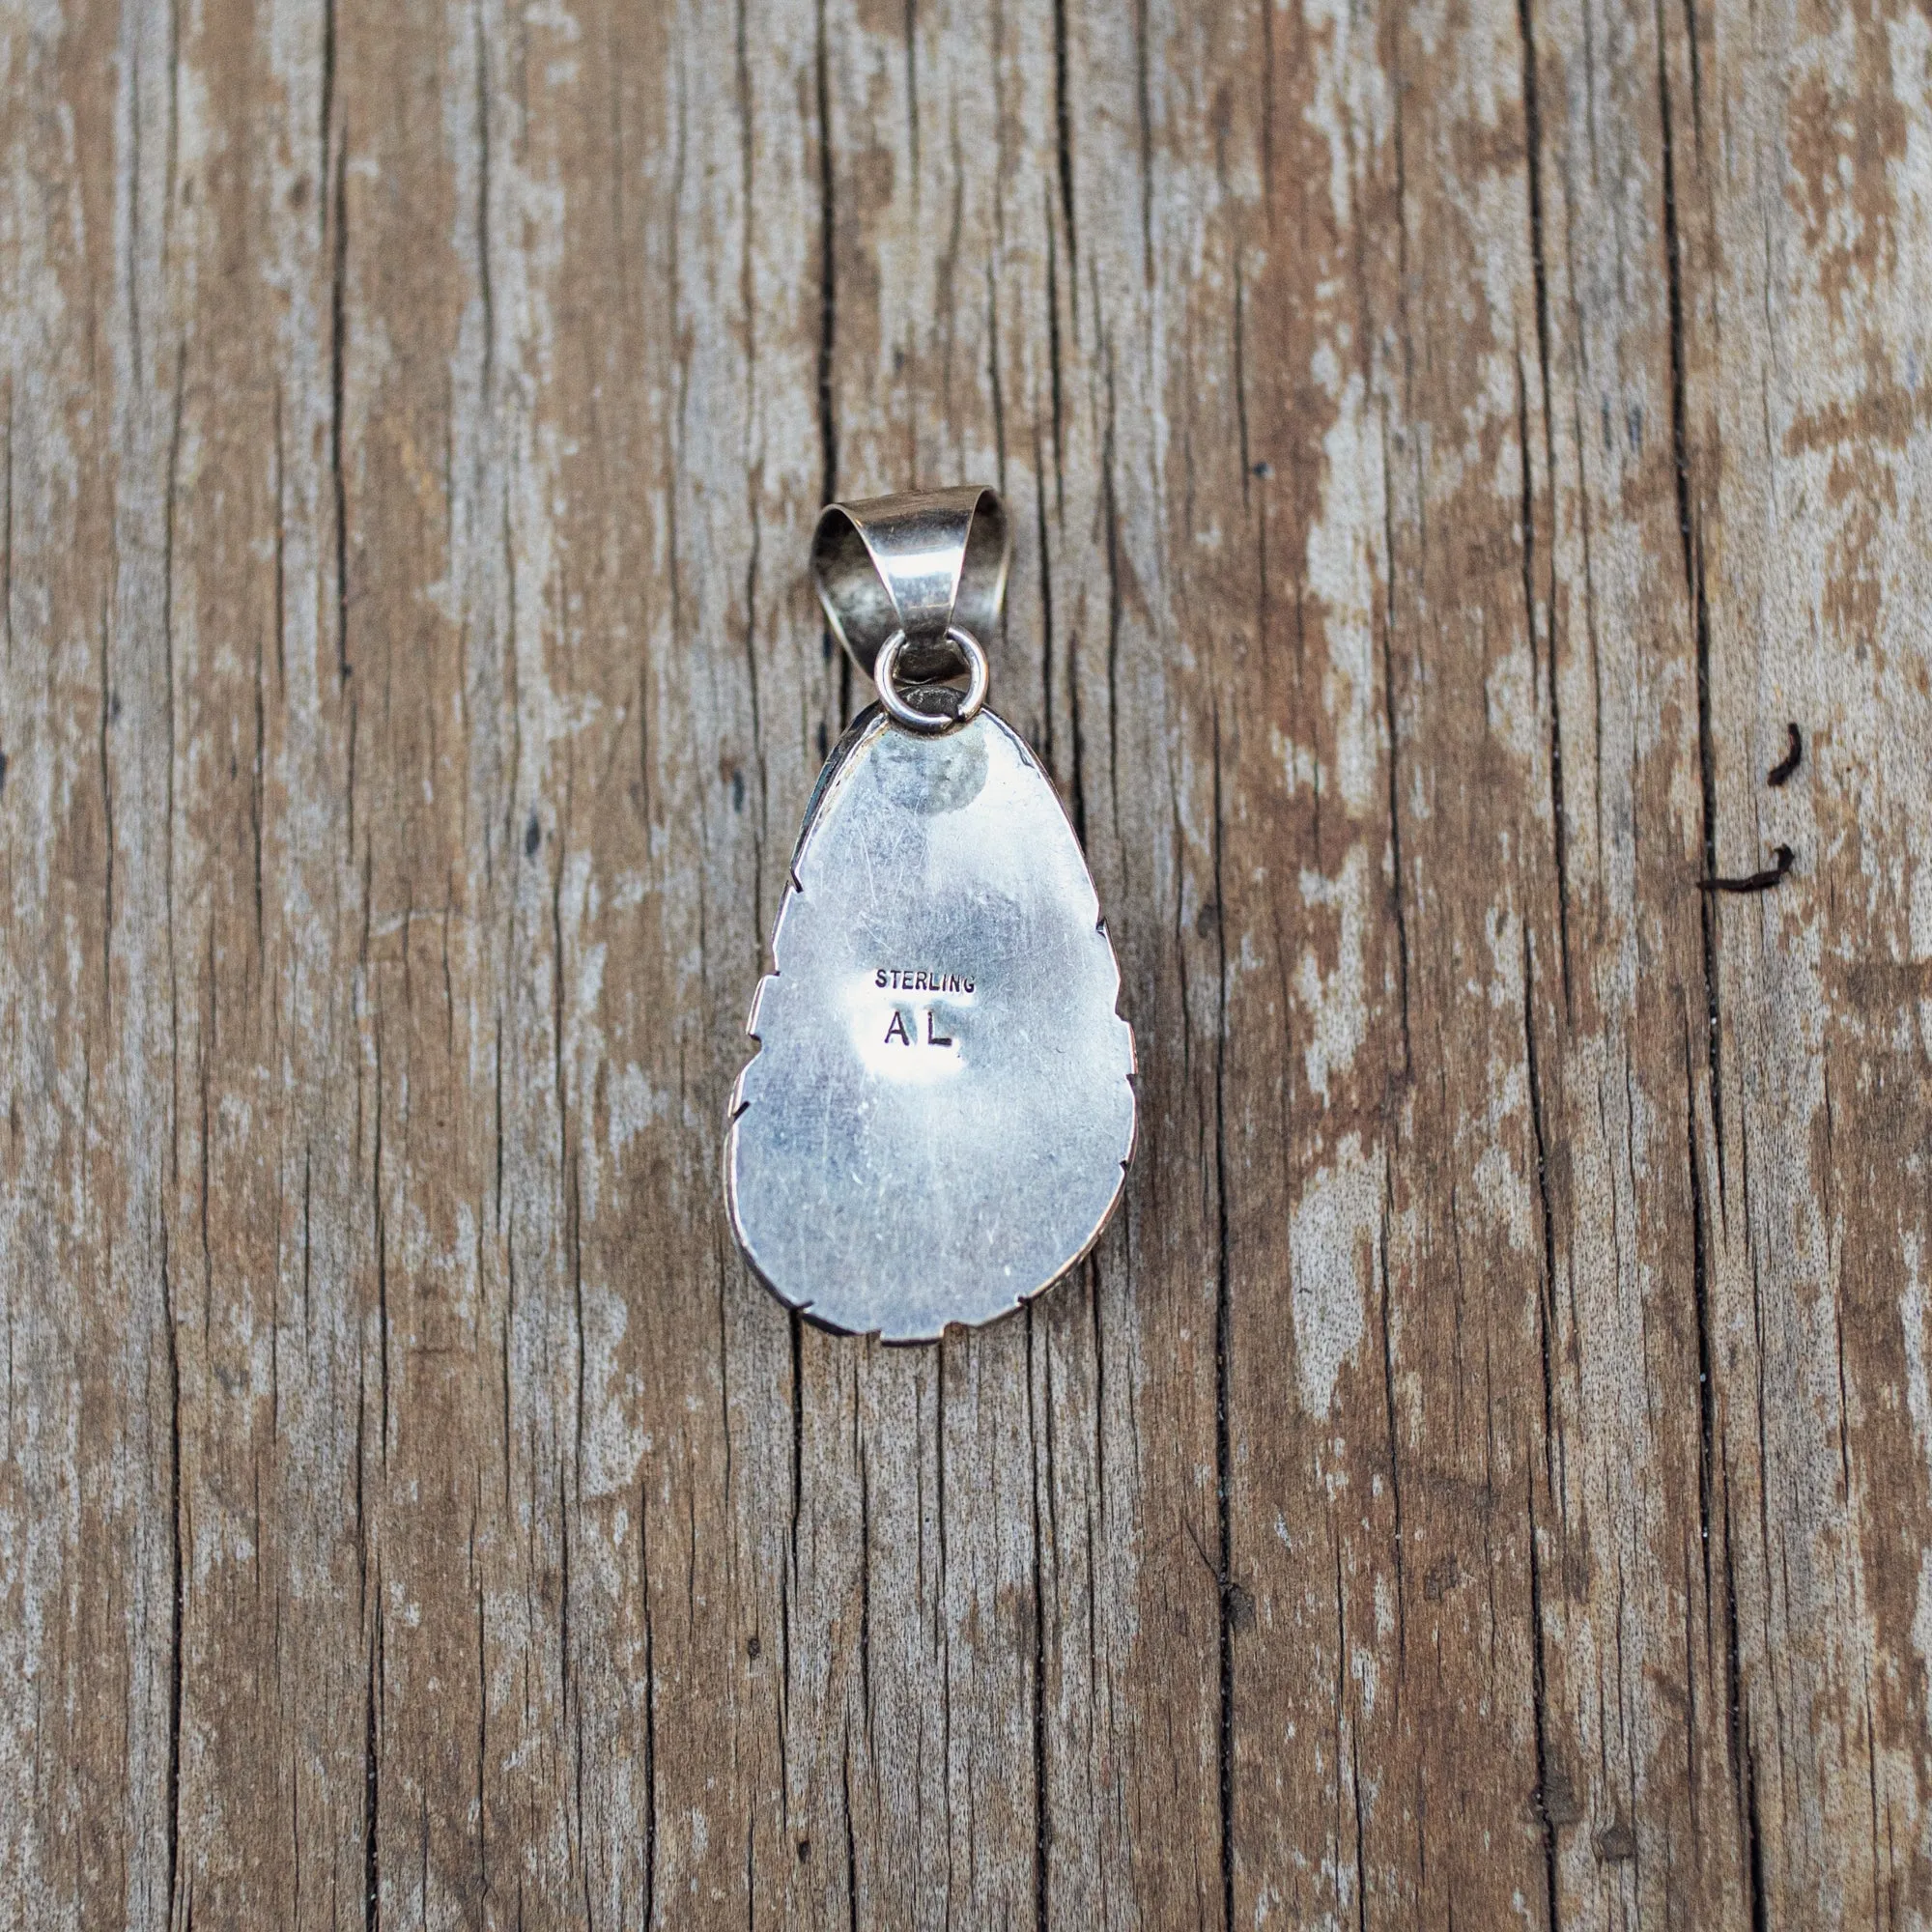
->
[810,486,1010,688]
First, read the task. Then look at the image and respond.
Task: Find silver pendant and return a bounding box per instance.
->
[725,489,1136,1340]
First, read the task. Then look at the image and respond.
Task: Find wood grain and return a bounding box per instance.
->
[4,0,1930,1922]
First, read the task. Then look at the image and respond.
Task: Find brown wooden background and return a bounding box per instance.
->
[6,0,1932,1923]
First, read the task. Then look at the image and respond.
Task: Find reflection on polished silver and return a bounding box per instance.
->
[873,625,989,735]
[727,486,1135,1341]
[811,487,1009,687]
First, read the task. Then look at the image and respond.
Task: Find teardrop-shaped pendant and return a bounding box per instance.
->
[725,490,1135,1341]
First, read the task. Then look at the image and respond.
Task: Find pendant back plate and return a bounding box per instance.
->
[725,707,1135,1341]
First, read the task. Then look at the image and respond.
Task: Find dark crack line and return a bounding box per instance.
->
[328,103,351,683]
[1377,408,1412,1075]
[1657,4,1725,1207]
[1027,1308,1052,1932]
[1522,925,1560,1499]
[162,1218,184,1932]
[365,1588,383,1931]
[1684,1027,1718,1642]
[1051,0,1077,282]
[813,0,844,720]
[641,1484,658,1926]
[1517,0,1572,1012]
[1211,712,1236,1932]
[1527,1478,1561,1931]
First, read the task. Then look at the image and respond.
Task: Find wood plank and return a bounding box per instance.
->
[3,0,1930,1924]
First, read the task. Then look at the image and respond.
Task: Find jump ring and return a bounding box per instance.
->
[874,625,990,735]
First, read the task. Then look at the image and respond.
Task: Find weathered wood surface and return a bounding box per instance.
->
[4,0,1931,1922]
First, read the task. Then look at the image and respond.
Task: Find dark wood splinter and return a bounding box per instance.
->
[1700,843,1796,894]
